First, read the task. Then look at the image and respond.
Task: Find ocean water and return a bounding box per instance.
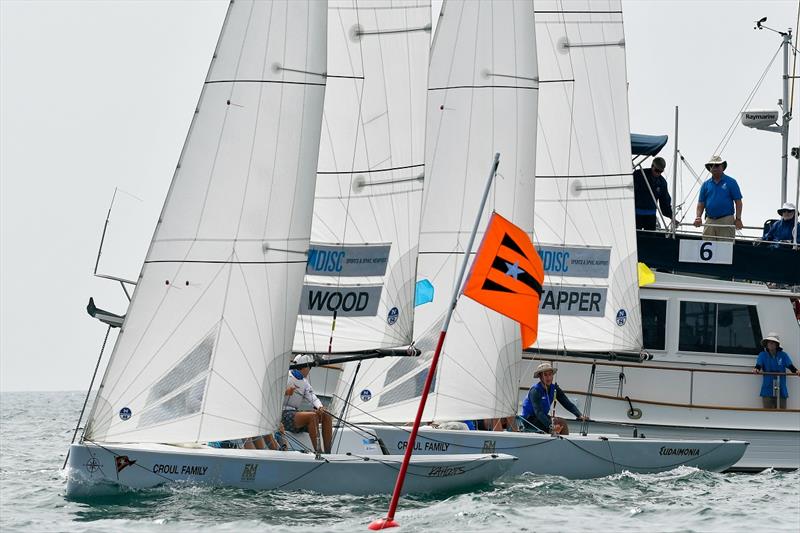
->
[1,391,798,532]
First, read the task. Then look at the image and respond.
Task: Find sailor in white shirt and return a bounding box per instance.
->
[281,354,332,453]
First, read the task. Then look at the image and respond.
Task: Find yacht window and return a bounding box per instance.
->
[678,301,762,355]
[641,299,667,350]
[679,301,716,353]
[716,303,762,355]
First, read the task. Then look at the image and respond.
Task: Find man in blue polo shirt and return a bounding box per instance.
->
[693,155,743,241]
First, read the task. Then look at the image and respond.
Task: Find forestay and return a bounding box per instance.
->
[294,0,430,354]
[84,0,327,444]
[531,0,642,353]
[344,0,539,424]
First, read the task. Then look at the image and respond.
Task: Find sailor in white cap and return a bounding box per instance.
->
[282,354,333,453]
[763,202,800,244]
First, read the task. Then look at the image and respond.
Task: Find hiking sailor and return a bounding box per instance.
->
[521,362,588,435]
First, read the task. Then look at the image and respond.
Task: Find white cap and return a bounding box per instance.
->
[292,354,315,366]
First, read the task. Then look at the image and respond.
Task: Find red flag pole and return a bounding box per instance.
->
[368,153,501,530]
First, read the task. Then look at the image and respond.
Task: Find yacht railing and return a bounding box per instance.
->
[523,355,800,412]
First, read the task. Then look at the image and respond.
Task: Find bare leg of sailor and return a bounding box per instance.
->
[319,410,333,453]
[553,416,570,435]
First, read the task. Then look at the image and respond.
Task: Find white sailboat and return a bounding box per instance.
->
[326,0,748,478]
[64,0,515,498]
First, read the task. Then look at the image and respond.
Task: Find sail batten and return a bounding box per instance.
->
[84,0,328,444]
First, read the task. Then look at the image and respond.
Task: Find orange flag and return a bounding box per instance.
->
[463,212,544,348]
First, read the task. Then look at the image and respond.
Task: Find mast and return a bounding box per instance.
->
[781,28,792,204]
[671,106,679,237]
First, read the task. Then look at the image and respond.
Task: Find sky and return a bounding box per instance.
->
[1,0,798,392]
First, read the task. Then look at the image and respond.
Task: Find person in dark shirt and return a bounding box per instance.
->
[752,332,799,409]
[763,202,800,245]
[633,156,673,230]
[521,363,587,434]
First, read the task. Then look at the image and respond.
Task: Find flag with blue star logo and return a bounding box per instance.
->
[462,212,544,348]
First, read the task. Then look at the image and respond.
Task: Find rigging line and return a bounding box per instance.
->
[317,162,424,175]
[144,259,307,265]
[274,460,330,490]
[791,4,799,115]
[710,42,782,160]
[270,65,326,79]
[65,324,112,466]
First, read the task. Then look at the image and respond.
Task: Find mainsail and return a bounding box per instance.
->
[531,0,642,353]
[343,0,539,424]
[293,0,430,355]
[84,0,327,444]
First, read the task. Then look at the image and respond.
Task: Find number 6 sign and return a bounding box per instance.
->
[678,240,733,264]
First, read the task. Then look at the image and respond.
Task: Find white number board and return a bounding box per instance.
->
[678,240,733,265]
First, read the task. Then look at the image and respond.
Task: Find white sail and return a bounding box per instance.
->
[293,0,430,354]
[84,0,327,444]
[344,0,539,424]
[531,0,642,353]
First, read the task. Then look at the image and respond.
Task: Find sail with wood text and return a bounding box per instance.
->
[342,0,539,424]
[293,0,430,356]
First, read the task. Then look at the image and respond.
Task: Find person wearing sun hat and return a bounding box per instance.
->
[693,155,743,241]
[752,332,799,409]
[633,156,673,230]
[763,202,800,245]
[521,362,587,434]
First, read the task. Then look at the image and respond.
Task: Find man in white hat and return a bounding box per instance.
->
[693,155,743,241]
[282,354,333,453]
[763,202,800,244]
[752,332,799,409]
[521,362,587,434]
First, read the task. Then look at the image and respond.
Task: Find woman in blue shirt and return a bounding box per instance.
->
[753,332,799,409]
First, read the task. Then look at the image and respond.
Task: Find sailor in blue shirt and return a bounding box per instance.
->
[693,155,743,241]
[753,332,799,409]
[763,202,800,245]
[522,362,586,434]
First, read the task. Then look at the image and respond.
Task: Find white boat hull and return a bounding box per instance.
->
[64,442,516,498]
[328,426,748,478]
